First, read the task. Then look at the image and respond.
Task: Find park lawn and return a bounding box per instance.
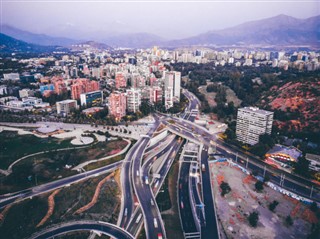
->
[0,140,128,194]
[0,131,74,170]
[84,155,124,171]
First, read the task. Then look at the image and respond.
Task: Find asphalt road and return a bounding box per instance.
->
[165,114,320,203]
[0,161,123,209]
[127,138,182,237]
[28,220,134,239]
[200,145,220,239]
[118,137,149,229]
[178,154,198,233]
[131,136,169,239]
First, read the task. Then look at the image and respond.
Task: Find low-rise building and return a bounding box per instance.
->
[80,90,103,106]
[306,153,320,172]
[56,99,78,115]
[3,73,20,81]
[0,85,7,95]
[0,96,18,105]
[82,107,104,116]
[19,89,34,98]
[265,144,302,168]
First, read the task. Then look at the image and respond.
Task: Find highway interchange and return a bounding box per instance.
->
[0,89,319,239]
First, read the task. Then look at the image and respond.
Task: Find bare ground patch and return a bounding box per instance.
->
[209,162,315,239]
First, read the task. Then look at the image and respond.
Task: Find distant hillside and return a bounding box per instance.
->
[1,25,78,46]
[259,78,320,134]
[165,14,320,47]
[0,33,67,53]
[71,41,113,50]
[2,14,319,48]
[103,32,166,48]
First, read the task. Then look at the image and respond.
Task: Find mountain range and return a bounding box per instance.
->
[167,14,320,47]
[1,14,319,50]
[0,33,67,53]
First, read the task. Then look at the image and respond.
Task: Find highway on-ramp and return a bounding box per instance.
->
[0,161,123,209]
[28,220,134,239]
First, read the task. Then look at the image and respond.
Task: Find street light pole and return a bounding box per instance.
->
[310,185,314,198]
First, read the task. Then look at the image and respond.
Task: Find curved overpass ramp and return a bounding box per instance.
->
[29,220,134,239]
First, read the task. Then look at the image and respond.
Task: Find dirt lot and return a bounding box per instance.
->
[209,161,318,239]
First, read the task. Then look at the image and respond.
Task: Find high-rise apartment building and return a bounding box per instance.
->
[115,72,127,88]
[108,91,127,121]
[131,74,146,89]
[236,107,274,145]
[126,88,141,113]
[71,78,99,100]
[164,71,181,103]
[150,86,163,105]
[51,76,67,95]
[164,87,173,110]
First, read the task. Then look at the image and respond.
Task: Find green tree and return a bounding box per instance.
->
[294,156,310,178]
[285,215,293,226]
[269,200,279,212]
[310,202,318,213]
[248,211,259,227]
[220,181,231,197]
[140,100,153,116]
[255,181,264,192]
[225,128,236,140]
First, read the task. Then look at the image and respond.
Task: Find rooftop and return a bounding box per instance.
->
[306,153,320,163]
[37,125,58,134]
[266,144,302,161]
[239,107,273,116]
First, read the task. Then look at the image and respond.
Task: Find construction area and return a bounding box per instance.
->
[209,161,318,239]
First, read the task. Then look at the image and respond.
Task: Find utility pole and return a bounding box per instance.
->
[263,165,266,178]
[235,152,238,164]
[310,185,314,198]
[246,157,249,168]
[280,174,285,187]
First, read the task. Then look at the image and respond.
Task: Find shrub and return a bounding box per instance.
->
[285,215,293,226]
[248,211,259,227]
[220,181,231,197]
[269,200,279,212]
[255,181,264,192]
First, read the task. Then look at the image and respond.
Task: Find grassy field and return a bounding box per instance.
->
[0,131,75,170]
[0,172,120,239]
[0,139,128,194]
[84,155,124,171]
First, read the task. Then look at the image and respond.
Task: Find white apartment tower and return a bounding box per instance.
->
[236,107,274,145]
[164,87,173,110]
[126,88,141,113]
[164,71,181,103]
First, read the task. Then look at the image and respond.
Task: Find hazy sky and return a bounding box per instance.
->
[1,0,319,39]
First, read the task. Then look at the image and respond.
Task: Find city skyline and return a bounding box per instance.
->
[1,0,319,39]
